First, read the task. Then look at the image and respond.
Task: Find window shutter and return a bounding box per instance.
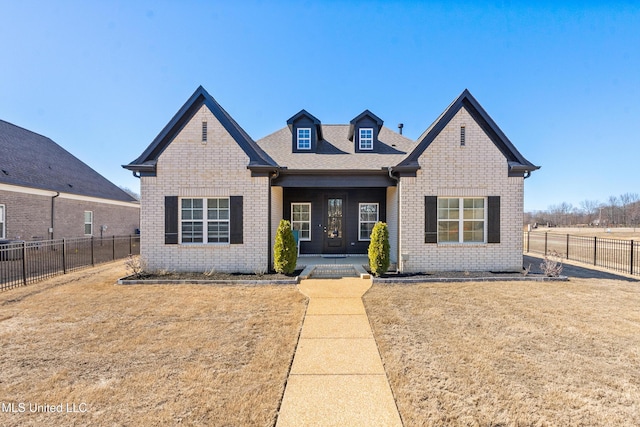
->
[424,196,438,244]
[165,196,178,244]
[487,196,500,244]
[230,196,243,244]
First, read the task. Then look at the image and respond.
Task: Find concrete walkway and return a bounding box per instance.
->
[276,278,402,427]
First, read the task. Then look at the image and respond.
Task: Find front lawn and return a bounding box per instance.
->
[0,261,307,426]
[364,278,640,426]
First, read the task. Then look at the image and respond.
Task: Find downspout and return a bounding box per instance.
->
[388,167,400,271]
[51,192,60,239]
[268,169,280,272]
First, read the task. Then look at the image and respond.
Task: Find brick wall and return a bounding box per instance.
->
[140,104,270,273]
[0,189,139,240]
[398,106,524,272]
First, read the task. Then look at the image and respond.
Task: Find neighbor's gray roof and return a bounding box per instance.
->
[0,119,138,202]
[257,124,416,170]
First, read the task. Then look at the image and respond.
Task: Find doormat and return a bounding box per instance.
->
[321,254,347,258]
[310,265,359,278]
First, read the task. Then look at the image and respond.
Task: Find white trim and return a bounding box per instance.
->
[437,197,487,244]
[0,183,140,209]
[0,204,5,239]
[358,202,379,241]
[84,211,93,236]
[291,202,312,241]
[296,128,312,150]
[179,197,230,245]
[359,128,373,150]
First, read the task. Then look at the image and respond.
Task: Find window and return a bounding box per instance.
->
[202,121,208,143]
[297,128,311,150]
[291,203,311,241]
[437,198,485,243]
[84,211,93,235]
[359,203,378,240]
[0,204,5,239]
[359,128,373,150]
[181,198,229,244]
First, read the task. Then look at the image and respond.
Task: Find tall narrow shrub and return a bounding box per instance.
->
[274,219,298,274]
[368,221,390,277]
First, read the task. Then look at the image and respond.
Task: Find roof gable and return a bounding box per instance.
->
[124,86,277,175]
[0,120,137,202]
[396,89,539,176]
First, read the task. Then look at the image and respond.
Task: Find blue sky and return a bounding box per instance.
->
[1,1,638,212]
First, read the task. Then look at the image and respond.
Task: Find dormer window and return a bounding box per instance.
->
[297,128,311,150]
[359,128,373,150]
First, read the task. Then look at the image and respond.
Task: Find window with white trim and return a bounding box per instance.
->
[0,204,5,239]
[359,203,378,240]
[359,128,373,150]
[181,198,229,244]
[84,211,93,235]
[437,198,485,243]
[297,128,311,150]
[291,203,311,241]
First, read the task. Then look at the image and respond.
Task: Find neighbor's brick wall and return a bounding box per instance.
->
[399,106,524,272]
[140,104,270,273]
[0,190,51,239]
[0,189,139,240]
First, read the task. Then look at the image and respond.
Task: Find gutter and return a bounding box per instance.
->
[51,192,60,239]
[387,167,401,272]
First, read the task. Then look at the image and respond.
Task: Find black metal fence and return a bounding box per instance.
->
[524,232,639,276]
[0,235,140,291]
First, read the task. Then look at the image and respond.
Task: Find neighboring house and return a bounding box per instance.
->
[124,86,538,273]
[0,120,140,241]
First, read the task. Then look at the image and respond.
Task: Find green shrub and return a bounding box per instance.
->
[368,222,390,277]
[274,219,298,274]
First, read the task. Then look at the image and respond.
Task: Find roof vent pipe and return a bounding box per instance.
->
[398,123,404,135]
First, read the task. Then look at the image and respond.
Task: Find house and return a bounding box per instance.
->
[123,86,538,273]
[0,120,140,241]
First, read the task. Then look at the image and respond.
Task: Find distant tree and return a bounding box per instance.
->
[120,186,140,201]
[579,200,601,225]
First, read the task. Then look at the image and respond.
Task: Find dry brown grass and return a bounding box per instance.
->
[0,261,307,426]
[531,226,640,240]
[364,278,640,426]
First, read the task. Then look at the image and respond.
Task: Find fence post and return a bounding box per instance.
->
[129,234,133,255]
[526,232,530,252]
[112,235,116,261]
[21,241,27,287]
[62,238,67,274]
[544,232,548,255]
[593,236,597,266]
[631,240,634,275]
[566,234,570,259]
[91,236,95,266]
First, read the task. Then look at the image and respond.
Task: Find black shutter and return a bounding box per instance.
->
[424,196,438,244]
[165,196,179,244]
[230,196,243,244]
[487,196,500,244]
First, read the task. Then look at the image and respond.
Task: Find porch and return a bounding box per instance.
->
[295,254,371,279]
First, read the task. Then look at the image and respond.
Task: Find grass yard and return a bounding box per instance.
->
[530,226,640,240]
[364,278,640,426]
[0,261,307,427]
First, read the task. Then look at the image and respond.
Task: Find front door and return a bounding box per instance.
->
[323,196,346,253]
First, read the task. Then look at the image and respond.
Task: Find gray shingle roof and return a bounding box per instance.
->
[0,119,138,202]
[257,124,416,170]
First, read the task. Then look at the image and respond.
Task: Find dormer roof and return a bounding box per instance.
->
[286,109,323,141]
[348,110,383,141]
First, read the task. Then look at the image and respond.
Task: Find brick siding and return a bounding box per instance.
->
[139,105,269,273]
[398,106,524,272]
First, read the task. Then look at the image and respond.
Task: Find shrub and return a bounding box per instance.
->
[274,219,298,274]
[368,222,390,277]
[540,250,564,277]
